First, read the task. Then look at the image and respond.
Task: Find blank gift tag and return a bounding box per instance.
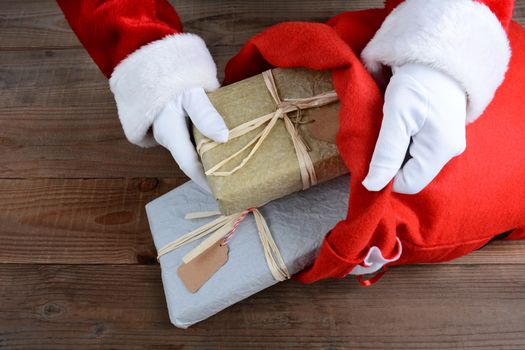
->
[177,243,229,293]
[306,105,339,144]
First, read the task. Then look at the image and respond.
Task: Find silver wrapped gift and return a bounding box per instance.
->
[145,175,350,328]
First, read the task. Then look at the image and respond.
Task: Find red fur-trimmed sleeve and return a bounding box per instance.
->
[57,0,183,78]
[57,0,220,147]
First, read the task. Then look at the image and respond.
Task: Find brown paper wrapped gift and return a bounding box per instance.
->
[193,67,348,214]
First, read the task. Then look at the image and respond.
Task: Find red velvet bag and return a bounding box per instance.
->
[222,11,525,282]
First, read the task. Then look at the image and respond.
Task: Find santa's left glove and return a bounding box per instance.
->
[153,88,229,192]
[107,34,228,192]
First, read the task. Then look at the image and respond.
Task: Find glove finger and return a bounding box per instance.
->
[182,87,229,143]
[362,112,412,191]
[393,131,457,194]
[362,76,429,192]
[152,100,186,149]
[169,114,212,193]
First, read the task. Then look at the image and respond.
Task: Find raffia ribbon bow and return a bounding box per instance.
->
[157,208,290,282]
[197,70,339,190]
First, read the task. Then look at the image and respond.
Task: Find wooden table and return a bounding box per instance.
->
[1,1,524,348]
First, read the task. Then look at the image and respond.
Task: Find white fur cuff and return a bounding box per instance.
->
[362,0,511,123]
[109,33,220,147]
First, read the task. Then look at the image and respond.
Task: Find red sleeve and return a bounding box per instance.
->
[57,0,183,78]
[57,0,218,148]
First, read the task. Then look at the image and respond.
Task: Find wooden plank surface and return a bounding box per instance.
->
[1,264,524,349]
[1,0,525,348]
[1,0,522,51]
[514,1,525,26]
[0,178,183,264]
[0,0,384,50]
[0,177,523,265]
[0,49,182,178]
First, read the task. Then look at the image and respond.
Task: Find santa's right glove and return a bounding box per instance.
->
[362,63,467,194]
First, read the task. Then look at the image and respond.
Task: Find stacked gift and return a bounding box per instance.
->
[195,67,348,214]
[146,176,349,328]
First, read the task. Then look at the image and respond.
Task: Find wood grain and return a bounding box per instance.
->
[0,0,383,50]
[515,1,525,26]
[1,0,525,348]
[0,49,184,178]
[0,264,524,349]
[0,177,522,265]
[0,178,185,264]
[1,0,522,51]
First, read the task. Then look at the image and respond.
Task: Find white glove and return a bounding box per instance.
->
[153,87,229,192]
[363,63,467,194]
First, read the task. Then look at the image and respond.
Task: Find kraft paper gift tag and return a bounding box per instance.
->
[177,243,229,293]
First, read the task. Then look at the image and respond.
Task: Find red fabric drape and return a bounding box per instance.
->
[57,0,183,77]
